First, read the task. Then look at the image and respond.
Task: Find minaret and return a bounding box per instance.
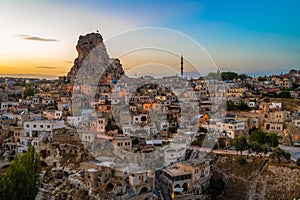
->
[181,55,183,78]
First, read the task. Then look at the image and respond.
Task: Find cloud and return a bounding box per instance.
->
[35,66,56,69]
[65,60,73,64]
[16,34,58,42]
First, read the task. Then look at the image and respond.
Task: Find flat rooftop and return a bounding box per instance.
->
[163,168,191,177]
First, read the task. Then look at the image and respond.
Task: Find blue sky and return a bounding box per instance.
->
[0,0,299,77]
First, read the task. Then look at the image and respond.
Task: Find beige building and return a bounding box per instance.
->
[274,77,292,89]
[129,171,154,195]
[263,111,289,136]
[112,134,132,151]
[161,159,212,199]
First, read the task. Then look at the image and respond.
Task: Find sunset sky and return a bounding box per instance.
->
[0,0,300,78]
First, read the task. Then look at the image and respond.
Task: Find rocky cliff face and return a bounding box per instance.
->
[212,155,300,200]
[66,32,124,84]
[253,164,300,200]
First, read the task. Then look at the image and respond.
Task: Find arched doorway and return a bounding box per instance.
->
[140,187,148,194]
[141,116,147,122]
[106,183,114,191]
[183,183,189,192]
[41,161,48,167]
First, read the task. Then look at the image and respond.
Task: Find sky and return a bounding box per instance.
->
[0,0,299,78]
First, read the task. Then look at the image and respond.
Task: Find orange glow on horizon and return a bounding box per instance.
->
[0,58,71,76]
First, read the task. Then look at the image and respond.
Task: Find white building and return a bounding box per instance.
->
[43,110,62,120]
[215,119,246,139]
[20,120,65,146]
[247,101,256,108]
[21,97,39,105]
[67,116,89,127]
[96,117,106,133]
[79,131,95,143]
[294,119,300,128]
[0,102,19,111]
[41,99,55,106]
[132,114,148,125]
[163,134,191,166]
[269,102,282,110]
[22,99,34,105]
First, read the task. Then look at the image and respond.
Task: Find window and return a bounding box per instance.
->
[40,125,44,128]
[26,124,29,128]
[47,125,50,128]
[33,125,36,128]
[139,176,144,182]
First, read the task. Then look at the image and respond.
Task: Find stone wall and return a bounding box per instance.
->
[212,154,300,200]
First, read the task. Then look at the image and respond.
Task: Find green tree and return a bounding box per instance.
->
[221,71,238,80]
[261,144,269,155]
[257,76,267,81]
[191,133,206,147]
[278,91,291,98]
[198,127,208,133]
[263,98,270,103]
[236,100,251,111]
[217,138,226,149]
[296,158,300,166]
[23,86,34,99]
[268,132,279,147]
[292,82,299,89]
[249,130,268,145]
[237,73,248,80]
[249,130,279,148]
[227,100,251,111]
[168,126,177,133]
[249,141,263,154]
[232,135,248,155]
[0,146,41,200]
[105,124,123,134]
[270,147,290,164]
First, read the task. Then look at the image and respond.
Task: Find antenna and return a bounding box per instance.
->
[181,55,183,78]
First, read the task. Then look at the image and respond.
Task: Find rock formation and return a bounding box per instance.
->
[66,32,124,84]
